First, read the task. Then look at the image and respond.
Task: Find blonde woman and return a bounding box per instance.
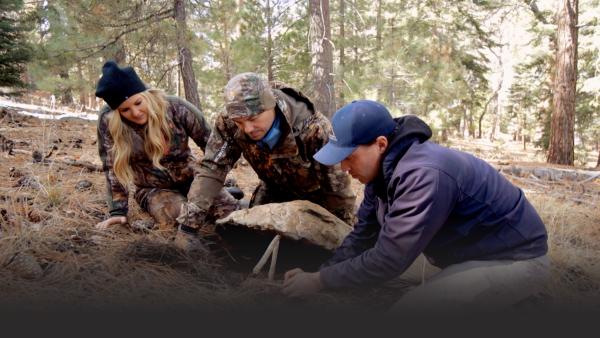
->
[94,61,239,249]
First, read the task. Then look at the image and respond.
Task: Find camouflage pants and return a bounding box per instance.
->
[135,184,239,231]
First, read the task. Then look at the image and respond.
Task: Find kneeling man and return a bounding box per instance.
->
[283,100,549,310]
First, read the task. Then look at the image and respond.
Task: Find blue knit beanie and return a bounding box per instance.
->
[95,60,147,110]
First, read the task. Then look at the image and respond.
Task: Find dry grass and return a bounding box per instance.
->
[1,108,599,311]
[528,193,600,307]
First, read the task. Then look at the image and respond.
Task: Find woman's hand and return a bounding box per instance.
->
[95,216,127,230]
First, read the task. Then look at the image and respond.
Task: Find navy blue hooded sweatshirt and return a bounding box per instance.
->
[319,115,548,289]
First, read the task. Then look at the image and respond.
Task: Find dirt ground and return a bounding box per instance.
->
[1,108,599,311]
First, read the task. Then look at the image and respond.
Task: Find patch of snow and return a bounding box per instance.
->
[16,110,98,121]
[0,98,98,121]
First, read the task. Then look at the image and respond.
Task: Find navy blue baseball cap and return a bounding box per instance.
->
[314,100,396,165]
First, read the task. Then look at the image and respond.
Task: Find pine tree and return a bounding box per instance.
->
[0,0,31,93]
[547,0,579,165]
[309,0,336,118]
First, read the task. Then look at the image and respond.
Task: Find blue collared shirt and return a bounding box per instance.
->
[257,110,283,150]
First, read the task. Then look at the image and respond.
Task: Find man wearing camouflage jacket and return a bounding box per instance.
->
[178,73,356,244]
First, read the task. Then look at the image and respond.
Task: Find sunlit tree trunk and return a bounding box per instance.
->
[309,0,335,118]
[375,0,383,101]
[266,0,274,81]
[174,0,201,109]
[596,139,600,168]
[338,0,345,108]
[547,0,578,165]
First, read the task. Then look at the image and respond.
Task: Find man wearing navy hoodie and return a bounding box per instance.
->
[282,100,549,310]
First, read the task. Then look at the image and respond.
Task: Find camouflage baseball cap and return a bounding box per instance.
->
[224,72,276,118]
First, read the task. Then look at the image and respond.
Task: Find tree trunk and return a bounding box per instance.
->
[266,0,274,81]
[77,63,86,108]
[338,0,345,108]
[375,0,383,101]
[58,68,73,105]
[596,139,600,168]
[376,0,382,52]
[467,107,475,138]
[547,0,578,165]
[174,0,201,110]
[488,99,499,142]
[113,40,127,64]
[461,108,468,139]
[216,8,233,82]
[479,74,503,139]
[351,0,358,76]
[309,0,336,118]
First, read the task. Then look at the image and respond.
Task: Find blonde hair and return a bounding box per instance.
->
[108,89,172,186]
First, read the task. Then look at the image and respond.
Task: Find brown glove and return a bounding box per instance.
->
[187,175,224,210]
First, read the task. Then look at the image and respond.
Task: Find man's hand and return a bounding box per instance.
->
[95,216,127,230]
[176,202,208,228]
[282,268,323,298]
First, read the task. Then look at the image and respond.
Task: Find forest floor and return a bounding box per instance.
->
[0,104,599,312]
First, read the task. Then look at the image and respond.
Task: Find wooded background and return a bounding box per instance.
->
[2,0,599,167]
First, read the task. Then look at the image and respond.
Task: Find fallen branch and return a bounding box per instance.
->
[570,198,598,208]
[495,163,600,183]
[9,149,102,172]
[9,149,31,156]
[504,173,549,189]
[268,235,280,281]
[252,234,281,276]
[54,158,102,172]
[579,172,600,184]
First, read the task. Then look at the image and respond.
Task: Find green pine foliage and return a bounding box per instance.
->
[12,0,600,163]
[0,0,32,93]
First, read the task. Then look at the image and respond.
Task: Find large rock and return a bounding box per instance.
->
[216,200,352,251]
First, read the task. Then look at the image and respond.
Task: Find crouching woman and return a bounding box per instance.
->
[94,60,238,248]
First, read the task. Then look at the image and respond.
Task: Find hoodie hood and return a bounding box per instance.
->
[376,115,432,194]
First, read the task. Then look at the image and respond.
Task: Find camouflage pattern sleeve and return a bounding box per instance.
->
[187,113,242,210]
[168,96,211,152]
[97,108,129,217]
[308,113,356,224]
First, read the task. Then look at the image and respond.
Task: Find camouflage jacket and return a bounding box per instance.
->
[97,96,211,217]
[191,83,356,223]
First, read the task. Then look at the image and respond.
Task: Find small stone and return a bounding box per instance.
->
[27,209,43,223]
[67,137,83,149]
[31,150,43,163]
[131,219,157,231]
[14,175,42,190]
[75,180,93,191]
